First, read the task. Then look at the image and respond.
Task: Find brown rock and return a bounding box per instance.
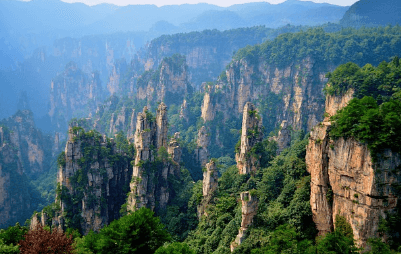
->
[306,90,400,247]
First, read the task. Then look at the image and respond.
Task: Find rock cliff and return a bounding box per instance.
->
[48,62,103,134]
[201,57,331,134]
[306,90,401,246]
[54,126,132,234]
[136,54,192,106]
[127,103,181,212]
[0,110,53,178]
[235,102,263,175]
[0,125,36,228]
[231,191,258,251]
[197,159,219,218]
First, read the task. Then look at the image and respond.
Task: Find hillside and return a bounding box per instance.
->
[341,0,401,27]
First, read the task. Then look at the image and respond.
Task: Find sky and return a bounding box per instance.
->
[57,0,359,7]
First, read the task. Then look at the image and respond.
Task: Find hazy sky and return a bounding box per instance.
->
[58,0,358,7]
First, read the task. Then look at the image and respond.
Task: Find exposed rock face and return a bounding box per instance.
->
[30,212,48,230]
[0,126,34,228]
[202,160,218,198]
[136,55,192,106]
[107,59,128,95]
[276,120,292,154]
[54,126,132,234]
[235,102,263,175]
[109,106,132,135]
[48,62,103,134]
[231,191,259,251]
[197,159,219,218]
[127,103,181,212]
[200,57,331,134]
[195,126,210,167]
[0,110,52,178]
[306,90,401,246]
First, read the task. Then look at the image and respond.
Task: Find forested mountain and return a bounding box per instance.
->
[341,0,401,28]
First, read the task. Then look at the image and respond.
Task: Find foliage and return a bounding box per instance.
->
[314,215,360,254]
[19,225,74,254]
[155,242,195,254]
[75,207,171,254]
[234,26,401,69]
[330,96,401,161]
[0,222,28,246]
[325,57,401,100]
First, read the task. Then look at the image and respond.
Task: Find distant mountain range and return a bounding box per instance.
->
[0,0,349,68]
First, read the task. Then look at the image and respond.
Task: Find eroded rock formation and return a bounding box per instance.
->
[195,126,210,167]
[0,125,35,228]
[48,62,103,134]
[231,191,259,251]
[235,102,263,175]
[54,126,132,234]
[306,89,401,246]
[127,103,181,212]
[197,159,219,218]
[136,55,192,106]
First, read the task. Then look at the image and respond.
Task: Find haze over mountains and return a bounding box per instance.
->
[1,1,401,252]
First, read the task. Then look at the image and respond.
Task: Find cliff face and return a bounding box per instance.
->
[55,126,132,234]
[136,55,192,106]
[0,126,35,228]
[48,62,103,134]
[127,103,181,212]
[306,90,401,246]
[201,57,331,134]
[0,110,53,178]
[235,102,263,175]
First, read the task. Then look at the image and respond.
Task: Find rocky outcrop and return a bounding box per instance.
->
[202,160,218,198]
[200,57,331,135]
[109,106,132,135]
[48,62,103,134]
[136,55,192,106]
[275,120,292,154]
[195,126,210,167]
[54,126,132,234]
[127,103,181,212]
[107,59,128,95]
[235,102,263,175]
[0,110,53,178]
[30,212,48,230]
[306,90,401,246]
[231,191,259,251]
[197,159,219,218]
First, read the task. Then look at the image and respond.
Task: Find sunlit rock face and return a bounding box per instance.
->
[306,90,401,247]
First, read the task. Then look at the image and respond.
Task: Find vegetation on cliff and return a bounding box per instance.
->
[327,57,401,251]
[234,25,401,68]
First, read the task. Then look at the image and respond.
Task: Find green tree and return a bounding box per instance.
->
[76,207,171,254]
[155,242,195,254]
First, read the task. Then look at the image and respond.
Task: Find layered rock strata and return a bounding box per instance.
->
[127,103,181,212]
[306,90,401,246]
[235,102,263,174]
[54,126,132,234]
[231,191,259,251]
